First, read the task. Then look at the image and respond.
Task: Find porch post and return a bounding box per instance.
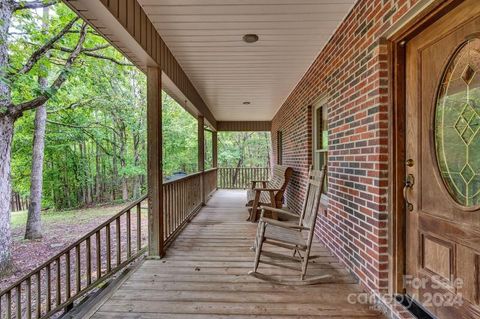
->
[147,67,164,257]
[212,131,218,168]
[198,115,205,204]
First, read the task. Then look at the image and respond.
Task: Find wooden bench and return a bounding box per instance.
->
[246,165,293,222]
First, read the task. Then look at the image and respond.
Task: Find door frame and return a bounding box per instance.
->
[386,0,464,295]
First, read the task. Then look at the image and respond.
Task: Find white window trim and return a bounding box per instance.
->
[312,98,329,204]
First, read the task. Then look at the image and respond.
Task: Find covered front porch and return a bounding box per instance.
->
[88,190,382,318]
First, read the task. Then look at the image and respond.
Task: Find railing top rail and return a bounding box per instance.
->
[218,167,269,169]
[204,167,218,173]
[163,171,203,186]
[0,194,147,297]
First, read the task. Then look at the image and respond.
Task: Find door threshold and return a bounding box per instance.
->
[395,294,436,319]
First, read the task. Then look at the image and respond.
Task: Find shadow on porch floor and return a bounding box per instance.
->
[89,190,384,318]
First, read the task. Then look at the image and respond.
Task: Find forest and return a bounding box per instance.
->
[0,1,270,274]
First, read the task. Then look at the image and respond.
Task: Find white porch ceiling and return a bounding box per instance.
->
[138,0,355,121]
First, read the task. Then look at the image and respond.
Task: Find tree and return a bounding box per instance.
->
[0,0,88,272]
[25,6,49,240]
[0,0,111,272]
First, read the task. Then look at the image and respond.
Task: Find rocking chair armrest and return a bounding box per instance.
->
[259,206,300,219]
[251,180,269,189]
[253,187,281,192]
[260,217,307,230]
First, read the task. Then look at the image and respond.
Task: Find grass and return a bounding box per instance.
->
[11,204,126,230]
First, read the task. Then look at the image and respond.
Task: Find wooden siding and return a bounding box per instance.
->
[65,0,216,128]
[217,121,271,132]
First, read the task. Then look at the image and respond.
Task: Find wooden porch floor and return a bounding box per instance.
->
[90,190,384,318]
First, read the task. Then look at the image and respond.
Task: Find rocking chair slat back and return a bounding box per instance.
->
[300,167,325,229]
[250,165,329,284]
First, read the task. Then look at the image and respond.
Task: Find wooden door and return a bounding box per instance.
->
[405,1,480,318]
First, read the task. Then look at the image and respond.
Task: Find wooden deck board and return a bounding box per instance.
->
[91,190,384,319]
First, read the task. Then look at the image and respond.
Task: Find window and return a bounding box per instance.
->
[313,102,328,191]
[276,131,283,165]
[434,38,480,207]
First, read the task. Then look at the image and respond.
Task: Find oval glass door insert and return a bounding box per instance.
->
[435,38,480,207]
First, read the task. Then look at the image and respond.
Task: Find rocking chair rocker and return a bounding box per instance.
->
[248,166,331,285]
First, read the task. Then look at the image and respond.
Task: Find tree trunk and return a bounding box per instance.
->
[112,133,117,201]
[132,128,140,199]
[25,6,50,240]
[120,128,128,201]
[25,103,46,239]
[0,115,14,273]
[0,1,14,273]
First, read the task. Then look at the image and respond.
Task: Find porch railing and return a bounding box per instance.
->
[0,168,218,319]
[0,195,148,319]
[218,167,270,189]
[163,168,217,245]
[203,168,218,200]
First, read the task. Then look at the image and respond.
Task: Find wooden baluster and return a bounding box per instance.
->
[173,183,177,231]
[46,264,51,313]
[177,182,180,228]
[162,187,166,242]
[96,231,101,279]
[170,184,174,234]
[241,168,243,188]
[162,186,166,240]
[116,217,121,266]
[126,209,132,258]
[75,245,81,294]
[6,291,11,319]
[86,237,92,286]
[56,258,61,306]
[36,272,41,318]
[26,277,31,319]
[136,204,141,251]
[106,224,111,272]
[169,184,173,233]
[175,182,178,228]
[176,182,180,228]
[168,185,171,238]
[184,179,187,220]
[171,184,175,235]
[65,252,71,300]
[179,181,183,224]
[16,285,21,319]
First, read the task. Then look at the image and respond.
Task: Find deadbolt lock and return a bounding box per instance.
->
[406,159,414,167]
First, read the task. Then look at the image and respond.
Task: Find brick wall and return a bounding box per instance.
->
[271,0,421,295]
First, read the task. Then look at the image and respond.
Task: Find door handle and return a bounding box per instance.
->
[403,174,415,212]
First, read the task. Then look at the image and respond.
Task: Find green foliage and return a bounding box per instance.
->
[204,130,213,170]
[10,3,147,209]
[218,132,271,168]
[162,94,198,176]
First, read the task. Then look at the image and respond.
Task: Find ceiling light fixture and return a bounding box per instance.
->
[242,34,259,43]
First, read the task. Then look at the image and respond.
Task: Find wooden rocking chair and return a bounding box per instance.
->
[248,166,330,285]
[245,165,293,222]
